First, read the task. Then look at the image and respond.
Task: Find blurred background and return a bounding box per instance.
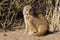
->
[0,0,60,33]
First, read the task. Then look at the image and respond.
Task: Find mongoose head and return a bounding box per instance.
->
[23,5,33,15]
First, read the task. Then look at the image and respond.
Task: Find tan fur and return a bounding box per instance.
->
[23,5,48,36]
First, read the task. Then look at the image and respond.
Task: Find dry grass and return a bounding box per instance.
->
[0,0,60,33]
[46,0,60,32]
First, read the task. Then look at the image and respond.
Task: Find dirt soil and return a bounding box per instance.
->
[0,30,60,40]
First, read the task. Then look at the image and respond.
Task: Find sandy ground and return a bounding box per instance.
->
[0,30,60,40]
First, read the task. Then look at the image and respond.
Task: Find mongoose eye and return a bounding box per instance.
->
[29,9,32,12]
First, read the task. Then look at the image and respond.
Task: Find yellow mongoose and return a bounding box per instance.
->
[23,5,49,36]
